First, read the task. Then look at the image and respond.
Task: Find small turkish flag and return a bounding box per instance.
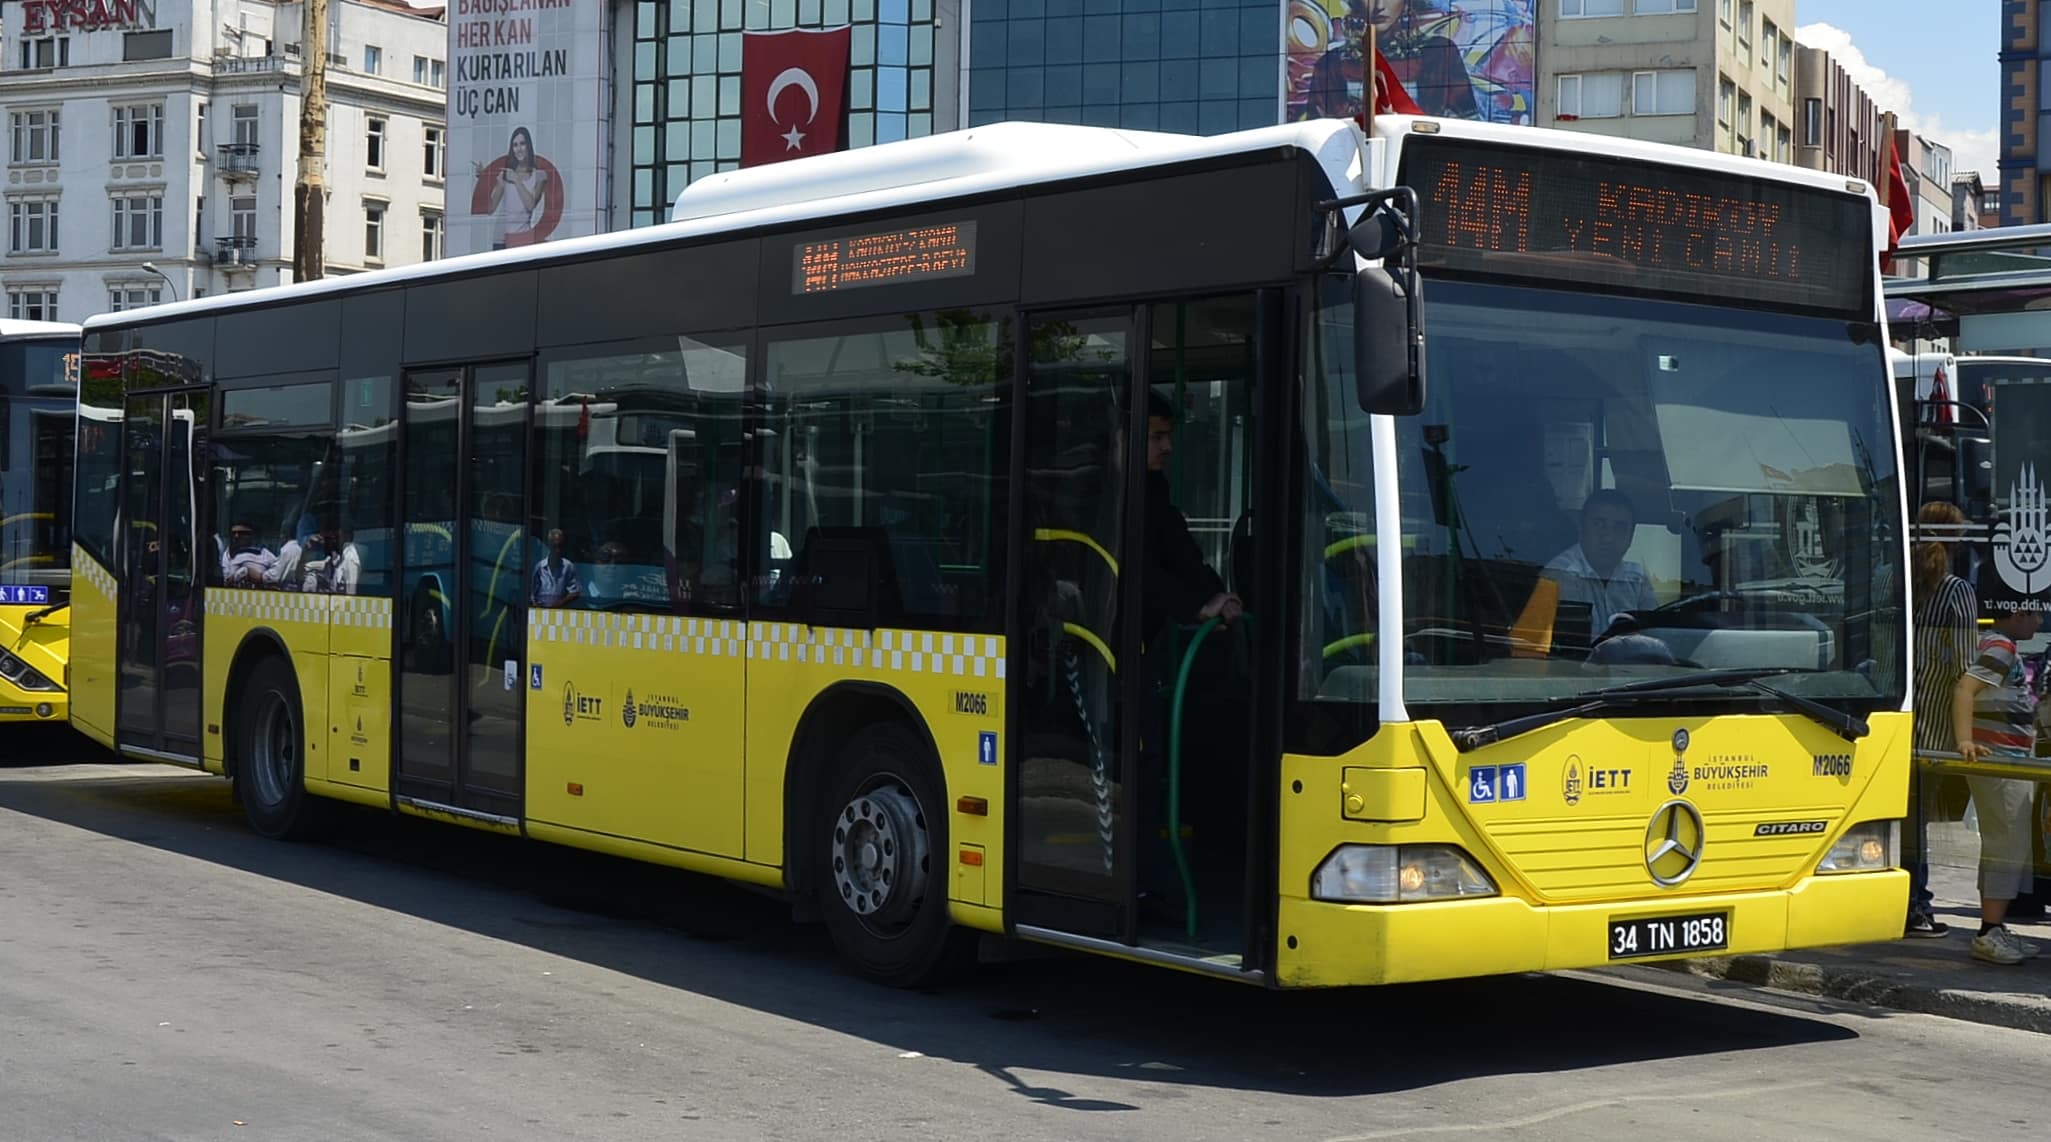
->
[741,27,852,168]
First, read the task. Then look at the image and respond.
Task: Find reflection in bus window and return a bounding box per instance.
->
[213,381,336,593]
[759,311,1010,629]
[532,336,747,612]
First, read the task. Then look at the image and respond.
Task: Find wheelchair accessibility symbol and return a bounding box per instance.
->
[1467,763,1526,804]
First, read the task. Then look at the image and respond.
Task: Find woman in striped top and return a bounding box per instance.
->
[1907,501,1976,938]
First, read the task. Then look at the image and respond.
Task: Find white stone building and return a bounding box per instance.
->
[0,0,449,323]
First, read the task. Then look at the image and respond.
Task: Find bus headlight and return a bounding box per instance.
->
[1817,821,1899,874]
[1311,844,1497,903]
[0,651,56,692]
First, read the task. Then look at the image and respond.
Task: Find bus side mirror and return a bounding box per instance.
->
[1345,187,1424,416]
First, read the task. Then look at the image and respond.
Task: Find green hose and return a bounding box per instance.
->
[1168,615,1222,943]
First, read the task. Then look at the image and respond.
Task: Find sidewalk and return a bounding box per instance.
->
[1674,818,2051,1034]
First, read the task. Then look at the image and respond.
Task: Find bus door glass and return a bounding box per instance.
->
[116,388,207,757]
[395,363,528,814]
[1011,293,1269,961]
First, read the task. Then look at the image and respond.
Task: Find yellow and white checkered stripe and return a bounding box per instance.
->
[208,587,393,629]
[73,546,116,601]
[526,610,1005,678]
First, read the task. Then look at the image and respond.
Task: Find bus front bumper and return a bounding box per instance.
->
[1273,869,1907,988]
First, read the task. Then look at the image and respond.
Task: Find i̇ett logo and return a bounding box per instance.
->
[622,688,638,729]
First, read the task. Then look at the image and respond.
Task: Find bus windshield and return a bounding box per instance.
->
[1302,279,1903,720]
[0,336,76,587]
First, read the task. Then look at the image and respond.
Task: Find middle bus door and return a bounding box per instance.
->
[1010,310,1143,943]
[393,363,529,819]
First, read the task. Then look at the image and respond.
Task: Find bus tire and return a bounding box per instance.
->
[236,654,327,841]
[815,723,962,987]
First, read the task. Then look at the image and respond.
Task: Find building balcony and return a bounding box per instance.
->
[217,142,260,180]
[213,235,259,270]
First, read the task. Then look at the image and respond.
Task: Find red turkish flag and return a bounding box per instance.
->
[741,27,852,168]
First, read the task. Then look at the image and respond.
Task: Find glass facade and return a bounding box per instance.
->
[626,0,948,228]
[966,0,1282,133]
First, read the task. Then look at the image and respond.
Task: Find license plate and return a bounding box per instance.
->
[1607,911,1728,960]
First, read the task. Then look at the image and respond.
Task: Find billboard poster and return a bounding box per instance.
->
[447,0,607,256]
[1285,0,1534,125]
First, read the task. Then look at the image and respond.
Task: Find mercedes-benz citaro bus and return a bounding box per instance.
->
[1,319,80,727]
[69,114,1908,988]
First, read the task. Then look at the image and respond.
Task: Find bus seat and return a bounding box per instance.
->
[789,525,904,626]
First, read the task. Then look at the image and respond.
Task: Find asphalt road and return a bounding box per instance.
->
[2,733,2045,1141]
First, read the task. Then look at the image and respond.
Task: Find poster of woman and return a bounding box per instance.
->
[1286,0,1534,125]
[470,126,566,250]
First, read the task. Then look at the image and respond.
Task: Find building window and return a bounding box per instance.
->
[231,195,257,240]
[123,29,173,60]
[423,126,445,180]
[8,198,58,254]
[1736,91,1753,155]
[1736,0,1753,65]
[6,288,58,321]
[1633,0,1694,12]
[9,110,60,165]
[1631,69,1695,116]
[421,210,442,260]
[1776,124,1791,163]
[1558,72,1625,119]
[1562,0,1624,15]
[366,117,387,172]
[107,286,161,312]
[363,45,383,74]
[113,104,165,159]
[1804,97,1822,146]
[18,37,69,69]
[365,201,385,262]
[232,104,260,146]
[110,194,164,250]
[412,55,445,87]
[1717,0,1730,24]
[1760,20,1777,72]
[1777,34,1791,85]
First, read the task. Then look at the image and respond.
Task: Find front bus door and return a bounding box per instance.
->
[393,363,529,819]
[1009,293,1278,974]
[116,387,207,761]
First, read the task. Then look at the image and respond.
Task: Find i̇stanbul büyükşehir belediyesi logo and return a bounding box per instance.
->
[1994,461,2051,608]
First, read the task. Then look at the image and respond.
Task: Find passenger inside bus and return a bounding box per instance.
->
[1141,392,1243,635]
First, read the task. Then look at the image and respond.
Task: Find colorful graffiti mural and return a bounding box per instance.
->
[1286,0,1534,125]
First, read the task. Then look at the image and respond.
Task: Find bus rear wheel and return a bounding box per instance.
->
[815,724,959,986]
[237,655,327,841]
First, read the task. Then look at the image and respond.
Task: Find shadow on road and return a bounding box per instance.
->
[0,764,1861,1105]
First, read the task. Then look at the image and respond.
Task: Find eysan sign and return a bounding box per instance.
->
[18,0,159,34]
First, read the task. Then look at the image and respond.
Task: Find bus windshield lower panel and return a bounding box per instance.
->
[1298,279,1904,734]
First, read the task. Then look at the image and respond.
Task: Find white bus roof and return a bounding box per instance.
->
[84,115,1875,333]
[0,319,80,340]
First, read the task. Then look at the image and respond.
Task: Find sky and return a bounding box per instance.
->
[1793,0,2001,179]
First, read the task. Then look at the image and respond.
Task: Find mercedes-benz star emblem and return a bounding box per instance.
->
[1644,799,1705,887]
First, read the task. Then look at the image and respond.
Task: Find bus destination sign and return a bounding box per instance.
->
[1399,138,1872,314]
[794,222,978,294]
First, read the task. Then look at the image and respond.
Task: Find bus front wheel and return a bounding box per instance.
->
[815,724,960,986]
[236,655,327,841]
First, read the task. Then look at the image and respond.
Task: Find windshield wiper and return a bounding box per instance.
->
[1449,668,1868,752]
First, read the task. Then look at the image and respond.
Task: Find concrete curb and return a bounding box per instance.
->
[1674,954,2051,1036]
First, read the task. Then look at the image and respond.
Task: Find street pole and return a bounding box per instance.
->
[293,0,328,282]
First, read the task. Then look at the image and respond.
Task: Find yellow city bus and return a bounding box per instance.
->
[70,116,1910,987]
[0,319,80,726]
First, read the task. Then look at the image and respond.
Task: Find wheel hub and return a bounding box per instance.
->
[830,784,930,927]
